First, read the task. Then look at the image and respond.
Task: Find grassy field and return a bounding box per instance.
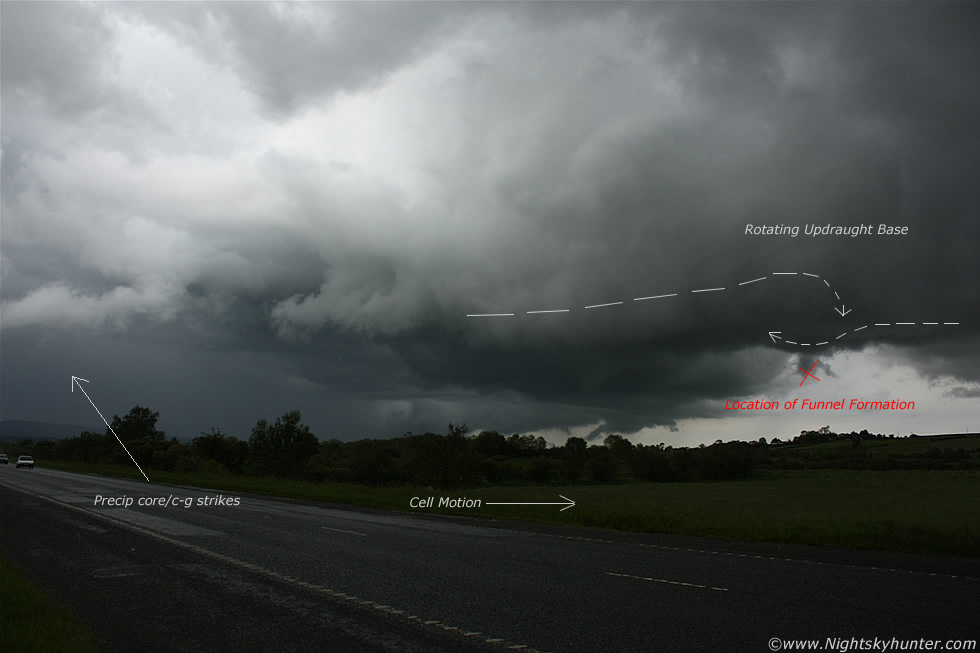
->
[40,460,979,557]
[0,554,100,653]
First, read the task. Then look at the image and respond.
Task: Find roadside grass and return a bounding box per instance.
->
[0,554,100,653]
[40,460,979,557]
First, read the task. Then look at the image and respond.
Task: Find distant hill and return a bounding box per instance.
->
[0,420,102,442]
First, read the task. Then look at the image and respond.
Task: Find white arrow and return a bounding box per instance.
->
[485,495,575,512]
[835,305,852,317]
[70,376,150,482]
[768,322,958,347]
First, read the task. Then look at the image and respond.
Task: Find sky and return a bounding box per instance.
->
[2,1,978,448]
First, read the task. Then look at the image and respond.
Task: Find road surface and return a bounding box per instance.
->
[1,467,977,652]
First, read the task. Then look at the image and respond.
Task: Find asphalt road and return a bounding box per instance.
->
[1,467,977,652]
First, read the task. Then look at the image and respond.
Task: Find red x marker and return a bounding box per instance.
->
[799,360,820,386]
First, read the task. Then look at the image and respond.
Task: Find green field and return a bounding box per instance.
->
[0,554,100,653]
[40,459,979,557]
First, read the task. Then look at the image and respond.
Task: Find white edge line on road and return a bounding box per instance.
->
[634,294,677,301]
[9,488,544,653]
[738,277,766,286]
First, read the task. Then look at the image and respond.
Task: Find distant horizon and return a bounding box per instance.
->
[1,417,973,449]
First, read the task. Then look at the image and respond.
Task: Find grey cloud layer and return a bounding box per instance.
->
[2,3,977,440]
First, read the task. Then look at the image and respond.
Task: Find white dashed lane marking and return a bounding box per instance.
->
[321,526,367,537]
[526,531,977,583]
[606,571,728,592]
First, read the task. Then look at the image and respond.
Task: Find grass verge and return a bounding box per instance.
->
[0,553,100,653]
[40,460,980,557]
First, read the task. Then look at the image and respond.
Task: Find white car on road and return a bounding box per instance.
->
[16,455,35,469]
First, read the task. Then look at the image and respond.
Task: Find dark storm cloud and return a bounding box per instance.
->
[943,386,980,400]
[2,2,978,441]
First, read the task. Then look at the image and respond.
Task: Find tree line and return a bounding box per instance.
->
[10,405,770,487]
[8,408,976,486]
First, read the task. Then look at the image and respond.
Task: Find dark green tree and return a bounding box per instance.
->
[245,410,319,478]
[193,427,247,474]
[560,436,588,483]
[471,430,509,456]
[404,424,477,489]
[109,406,165,442]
